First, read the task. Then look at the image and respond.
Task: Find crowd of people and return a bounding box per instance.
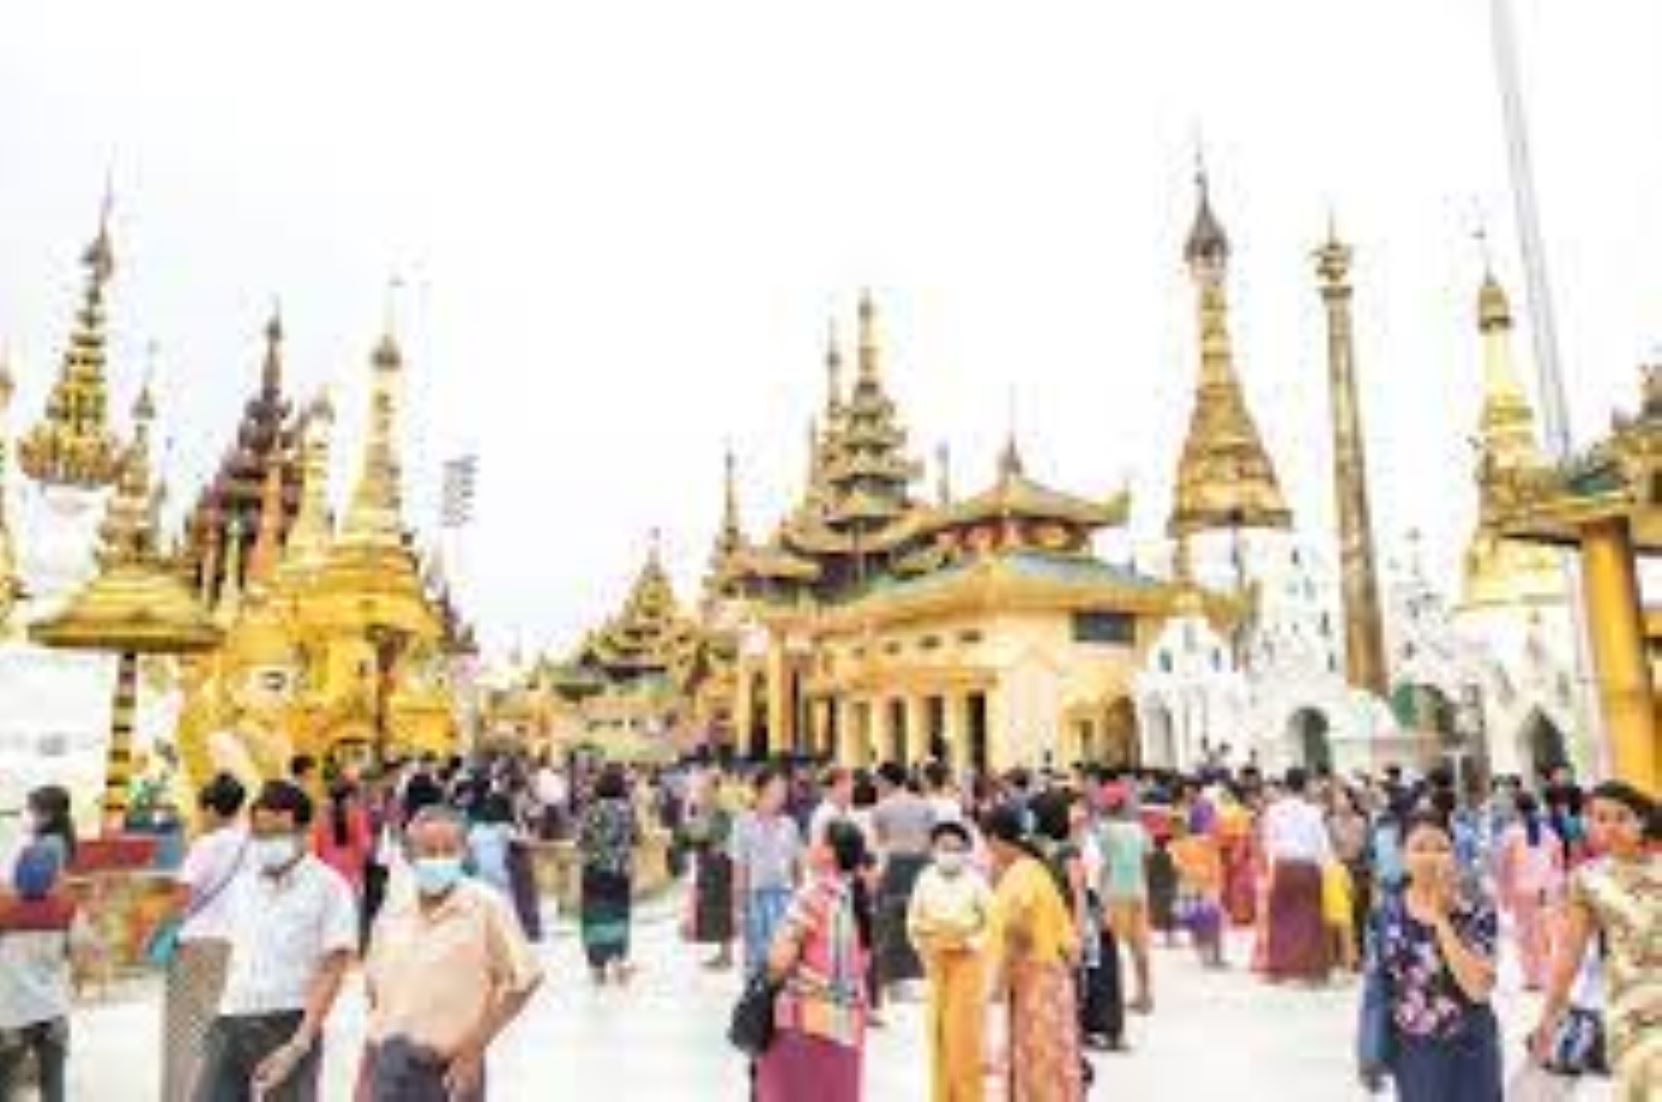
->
[0,745,1655,1101]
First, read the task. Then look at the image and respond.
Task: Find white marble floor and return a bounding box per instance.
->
[69,903,1608,1100]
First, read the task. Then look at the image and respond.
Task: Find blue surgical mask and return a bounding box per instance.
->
[412,857,465,897]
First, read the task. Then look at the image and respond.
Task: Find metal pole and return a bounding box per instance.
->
[1488,0,1606,775]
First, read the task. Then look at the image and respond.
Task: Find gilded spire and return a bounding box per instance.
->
[341,331,407,548]
[1168,168,1292,537]
[825,319,846,420]
[18,191,125,489]
[856,289,880,385]
[1462,262,1562,607]
[1314,220,1388,695]
[716,444,743,559]
[261,306,284,396]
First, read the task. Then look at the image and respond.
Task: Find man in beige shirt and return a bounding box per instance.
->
[363,806,543,1101]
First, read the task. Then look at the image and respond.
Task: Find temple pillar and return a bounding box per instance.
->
[733,661,754,759]
[906,695,929,767]
[941,693,965,769]
[1579,519,1658,790]
[765,638,791,758]
[869,696,891,767]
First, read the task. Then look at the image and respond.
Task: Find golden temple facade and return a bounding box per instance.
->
[693,286,1211,772]
[175,331,465,792]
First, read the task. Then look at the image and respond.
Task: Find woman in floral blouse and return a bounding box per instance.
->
[1363,809,1501,1101]
[1532,781,1659,1102]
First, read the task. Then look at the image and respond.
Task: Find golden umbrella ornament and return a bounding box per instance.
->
[30,383,222,833]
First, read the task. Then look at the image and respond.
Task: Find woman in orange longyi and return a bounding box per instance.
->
[907,821,994,1102]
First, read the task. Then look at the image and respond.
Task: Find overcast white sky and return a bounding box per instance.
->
[0,1,1656,655]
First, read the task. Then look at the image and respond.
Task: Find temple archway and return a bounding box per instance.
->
[1103,698,1139,768]
[1287,708,1332,772]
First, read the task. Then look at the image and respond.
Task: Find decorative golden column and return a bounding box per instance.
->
[1315,226,1388,695]
[1579,519,1657,790]
[765,636,791,757]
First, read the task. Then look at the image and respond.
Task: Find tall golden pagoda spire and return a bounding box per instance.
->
[280,391,335,582]
[1462,261,1563,607]
[1315,221,1388,695]
[1168,164,1292,537]
[19,191,125,489]
[341,332,407,549]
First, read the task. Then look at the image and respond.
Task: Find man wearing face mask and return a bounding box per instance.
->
[361,806,543,1101]
[194,780,356,1102]
[907,821,993,1102]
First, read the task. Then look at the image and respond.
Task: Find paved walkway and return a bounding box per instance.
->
[70,902,1609,1099]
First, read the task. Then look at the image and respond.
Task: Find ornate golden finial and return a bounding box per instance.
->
[857,289,880,383]
[1315,213,1352,289]
[825,318,846,416]
[280,391,336,578]
[261,303,285,394]
[1184,152,1230,271]
[18,191,125,488]
[340,328,407,549]
[999,387,1025,479]
[717,443,743,554]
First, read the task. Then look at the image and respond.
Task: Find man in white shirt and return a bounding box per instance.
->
[194,780,356,1102]
[1259,767,1335,983]
[807,767,856,847]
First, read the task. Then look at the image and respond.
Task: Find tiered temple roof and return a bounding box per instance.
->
[712,293,1138,607]
[186,312,301,602]
[17,198,125,490]
[573,541,703,687]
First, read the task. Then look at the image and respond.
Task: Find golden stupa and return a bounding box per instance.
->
[172,328,461,792]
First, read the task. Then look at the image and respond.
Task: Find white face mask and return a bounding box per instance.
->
[935,851,967,877]
[252,835,300,874]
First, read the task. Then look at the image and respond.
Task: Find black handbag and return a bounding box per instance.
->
[727,974,781,1057]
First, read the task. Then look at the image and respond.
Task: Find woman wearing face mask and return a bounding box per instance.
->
[907,821,993,1102]
[1531,781,1659,1102]
[1357,810,1500,1100]
[756,819,872,1102]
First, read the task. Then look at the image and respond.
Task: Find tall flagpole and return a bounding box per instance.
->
[1488,0,1605,772]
